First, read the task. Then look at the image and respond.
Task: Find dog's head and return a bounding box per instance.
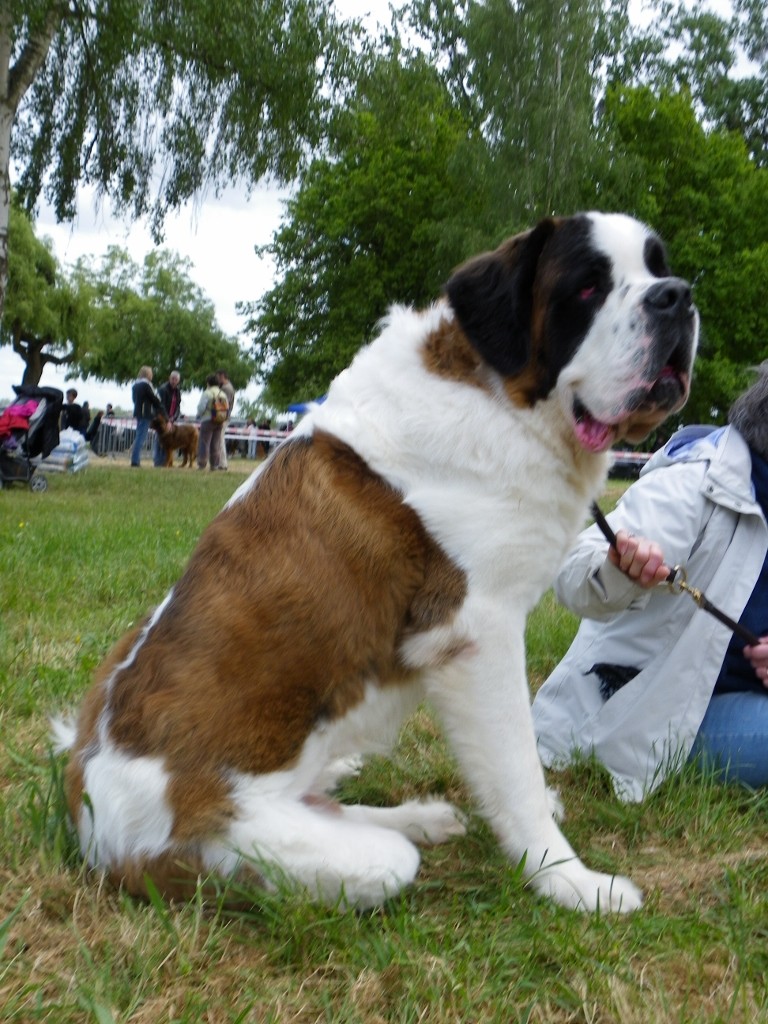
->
[445,212,699,450]
[151,413,169,433]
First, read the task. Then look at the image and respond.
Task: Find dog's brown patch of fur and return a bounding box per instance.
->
[422,318,492,392]
[66,431,466,895]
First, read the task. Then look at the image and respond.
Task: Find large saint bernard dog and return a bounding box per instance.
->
[56,212,698,913]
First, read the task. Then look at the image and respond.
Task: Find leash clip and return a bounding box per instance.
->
[666,565,686,594]
[666,565,705,607]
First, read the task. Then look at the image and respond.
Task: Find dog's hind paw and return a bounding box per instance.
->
[531,863,643,914]
[314,754,365,794]
[396,799,467,845]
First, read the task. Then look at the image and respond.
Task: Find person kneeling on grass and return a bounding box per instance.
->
[532,364,768,802]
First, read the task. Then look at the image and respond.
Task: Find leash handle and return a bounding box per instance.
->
[589,501,618,548]
[589,502,761,647]
[590,502,674,585]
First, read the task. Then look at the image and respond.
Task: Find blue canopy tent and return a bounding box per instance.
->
[286,395,327,414]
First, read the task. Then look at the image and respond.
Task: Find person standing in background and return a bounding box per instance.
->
[131,366,163,468]
[197,374,226,471]
[79,401,91,435]
[153,370,183,467]
[216,369,235,470]
[60,389,83,433]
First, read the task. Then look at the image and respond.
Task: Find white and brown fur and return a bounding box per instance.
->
[151,413,199,468]
[55,213,698,912]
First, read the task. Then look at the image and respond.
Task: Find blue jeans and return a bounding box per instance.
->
[153,431,166,467]
[131,417,151,466]
[689,692,768,788]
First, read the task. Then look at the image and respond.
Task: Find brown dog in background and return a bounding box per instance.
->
[151,414,199,468]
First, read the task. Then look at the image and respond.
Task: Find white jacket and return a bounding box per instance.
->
[532,425,767,801]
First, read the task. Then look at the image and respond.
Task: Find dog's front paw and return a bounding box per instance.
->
[531,863,643,913]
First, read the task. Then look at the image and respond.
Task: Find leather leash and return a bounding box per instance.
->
[589,501,761,647]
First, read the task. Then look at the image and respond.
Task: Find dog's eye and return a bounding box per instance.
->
[644,236,671,278]
[579,285,598,301]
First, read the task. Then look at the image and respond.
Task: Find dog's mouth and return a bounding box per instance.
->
[572,364,691,454]
[572,398,616,453]
[636,364,690,413]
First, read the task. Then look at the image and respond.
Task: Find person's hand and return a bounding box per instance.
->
[744,637,768,689]
[608,530,672,588]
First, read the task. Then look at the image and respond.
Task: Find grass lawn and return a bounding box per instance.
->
[1,464,767,1023]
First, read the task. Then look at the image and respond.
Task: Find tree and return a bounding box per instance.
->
[407,0,627,238]
[2,199,81,385]
[72,247,253,389]
[247,1,766,414]
[246,0,627,406]
[1,0,346,323]
[462,0,613,225]
[244,45,473,408]
[593,85,768,425]
[615,0,768,164]
[3,201,250,389]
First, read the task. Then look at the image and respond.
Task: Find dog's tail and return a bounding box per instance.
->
[50,715,77,754]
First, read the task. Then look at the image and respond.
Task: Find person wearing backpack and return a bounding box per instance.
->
[196,373,228,470]
[216,368,236,470]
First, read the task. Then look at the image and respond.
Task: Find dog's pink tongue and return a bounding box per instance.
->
[575,411,613,453]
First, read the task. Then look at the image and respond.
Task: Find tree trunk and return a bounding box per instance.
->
[0,10,14,324]
[12,324,74,388]
[0,7,62,320]
[20,340,44,387]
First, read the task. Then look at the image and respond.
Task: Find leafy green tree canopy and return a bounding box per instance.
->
[407,0,627,234]
[72,247,253,390]
[237,0,768,420]
[616,0,768,164]
[0,0,352,335]
[595,85,768,425]
[13,0,345,231]
[3,201,251,390]
[244,44,473,408]
[245,0,637,406]
[3,200,80,385]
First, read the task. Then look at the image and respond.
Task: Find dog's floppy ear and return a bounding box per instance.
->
[445,218,557,376]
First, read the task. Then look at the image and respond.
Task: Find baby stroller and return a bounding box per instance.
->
[0,385,64,492]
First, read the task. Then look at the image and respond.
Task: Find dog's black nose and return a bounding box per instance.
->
[643,279,692,317]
